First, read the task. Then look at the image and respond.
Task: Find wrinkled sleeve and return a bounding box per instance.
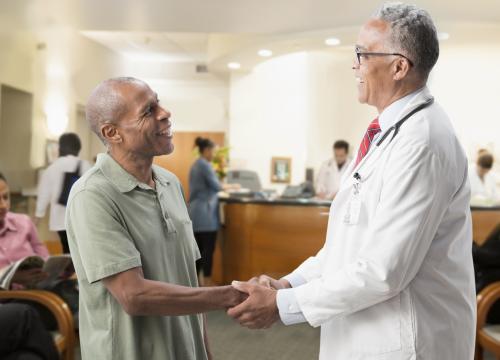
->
[66,189,141,283]
[292,143,448,327]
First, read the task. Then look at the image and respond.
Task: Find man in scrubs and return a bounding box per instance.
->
[228,4,476,360]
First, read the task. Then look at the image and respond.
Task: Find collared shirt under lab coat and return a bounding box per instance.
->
[276,87,476,360]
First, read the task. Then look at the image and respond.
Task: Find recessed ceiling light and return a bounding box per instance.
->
[258,49,273,57]
[227,62,241,70]
[325,37,341,46]
[438,32,450,41]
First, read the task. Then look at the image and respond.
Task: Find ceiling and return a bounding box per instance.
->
[2,0,500,73]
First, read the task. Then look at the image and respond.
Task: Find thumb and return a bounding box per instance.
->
[231,280,253,294]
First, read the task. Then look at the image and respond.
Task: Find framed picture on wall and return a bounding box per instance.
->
[271,157,292,183]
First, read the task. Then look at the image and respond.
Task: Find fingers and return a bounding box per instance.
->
[257,275,272,288]
[231,280,253,294]
[227,299,250,319]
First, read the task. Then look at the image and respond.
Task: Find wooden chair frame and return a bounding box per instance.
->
[0,290,75,360]
[476,282,500,360]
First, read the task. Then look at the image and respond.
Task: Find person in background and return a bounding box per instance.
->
[35,133,91,253]
[0,172,49,284]
[0,303,59,360]
[0,172,78,330]
[469,150,498,203]
[316,140,351,200]
[189,137,239,286]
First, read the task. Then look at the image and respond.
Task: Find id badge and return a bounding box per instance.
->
[343,182,361,225]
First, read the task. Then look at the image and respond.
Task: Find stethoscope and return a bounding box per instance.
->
[376,97,434,147]
[353,97,434,182]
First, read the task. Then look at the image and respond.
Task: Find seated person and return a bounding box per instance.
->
[0,303,59,360]
[469,151,499,205]
[473,224,500,323]
[0,172,78,329]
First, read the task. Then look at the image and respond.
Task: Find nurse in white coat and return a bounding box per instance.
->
[228,3,476,360]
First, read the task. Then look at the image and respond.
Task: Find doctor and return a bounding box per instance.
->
[228,3,476,360]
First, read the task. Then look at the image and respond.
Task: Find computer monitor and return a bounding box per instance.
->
[226,170,262,192]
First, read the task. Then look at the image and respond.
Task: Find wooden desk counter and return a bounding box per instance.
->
[221,199,329,283]
[218,200,500,284]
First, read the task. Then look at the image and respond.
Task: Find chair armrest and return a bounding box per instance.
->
[477,282,500,330]
[0,290,75,359]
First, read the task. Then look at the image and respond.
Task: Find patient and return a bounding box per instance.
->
[0,303,59,360]
[0,172,78,329]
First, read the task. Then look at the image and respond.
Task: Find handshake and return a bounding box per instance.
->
[226,275,291,329]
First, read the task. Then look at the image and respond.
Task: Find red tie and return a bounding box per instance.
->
[354,118,381,168]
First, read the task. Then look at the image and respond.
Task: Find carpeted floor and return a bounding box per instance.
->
[206,310,320,360]
[75,312,491,359]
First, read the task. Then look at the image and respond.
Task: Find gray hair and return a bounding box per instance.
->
[85,77,144,144]
[373,2,439,79]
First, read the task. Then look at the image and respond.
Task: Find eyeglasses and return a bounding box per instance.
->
[355,47,413,66]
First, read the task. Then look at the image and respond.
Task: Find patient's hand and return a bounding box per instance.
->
[248,274,291,290]
[12,268,48,288]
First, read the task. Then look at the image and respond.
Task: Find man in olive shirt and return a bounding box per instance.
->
[66,77,244,360]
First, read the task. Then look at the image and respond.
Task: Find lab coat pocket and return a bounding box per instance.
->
[348,294,402,355]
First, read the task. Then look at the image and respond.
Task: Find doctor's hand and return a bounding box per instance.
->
[227,281,280,329]
[248,275,291,290]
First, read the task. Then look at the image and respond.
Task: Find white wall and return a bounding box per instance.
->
[229,51,374,191]
[228,44,500,191]
[141,76,229,133]
[430,44,500,166]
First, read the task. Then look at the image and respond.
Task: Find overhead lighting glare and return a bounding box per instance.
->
[325,37,341,46]
[227,62,241,70]
[258,49,273,57]
[438,32,450,41]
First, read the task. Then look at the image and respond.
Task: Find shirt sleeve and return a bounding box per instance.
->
[202,161,222,192]
[292,143,453,327]
[276,288,308,325]
[26,217,49,260]
[66,189,142,283]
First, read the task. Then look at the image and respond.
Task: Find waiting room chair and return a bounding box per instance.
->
[476,281,500,360]
[0,290,75,360]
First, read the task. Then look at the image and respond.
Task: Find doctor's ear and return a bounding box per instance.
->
[101,124,122,144]
[392,57,411,81]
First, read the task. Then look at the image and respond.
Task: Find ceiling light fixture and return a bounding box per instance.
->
[227,62,241,70]
[437,32,450,41]
[258,49,273,57]
[325,37,341,46]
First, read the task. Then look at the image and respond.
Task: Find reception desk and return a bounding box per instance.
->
[220,198,330,283]
[218,199,500,284]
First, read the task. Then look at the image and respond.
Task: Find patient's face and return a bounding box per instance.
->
[0,180,10,224]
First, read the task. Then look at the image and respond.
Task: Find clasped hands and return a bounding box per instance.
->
[227,275,290,330]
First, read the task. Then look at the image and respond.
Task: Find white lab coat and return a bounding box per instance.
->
[288,88,476,359]
[469,165,499,204]
[36,155,92,231]
[316,159,351,199]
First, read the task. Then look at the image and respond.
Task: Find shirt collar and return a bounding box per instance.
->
[97,153,170,193]
[378,87,425,132]
[0,212,18,236]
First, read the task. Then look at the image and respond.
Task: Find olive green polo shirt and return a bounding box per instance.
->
[66,153,207,360]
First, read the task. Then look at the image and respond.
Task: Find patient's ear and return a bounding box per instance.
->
[101,124,122,144]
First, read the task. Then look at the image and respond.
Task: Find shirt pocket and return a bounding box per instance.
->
[347,294,402,355]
